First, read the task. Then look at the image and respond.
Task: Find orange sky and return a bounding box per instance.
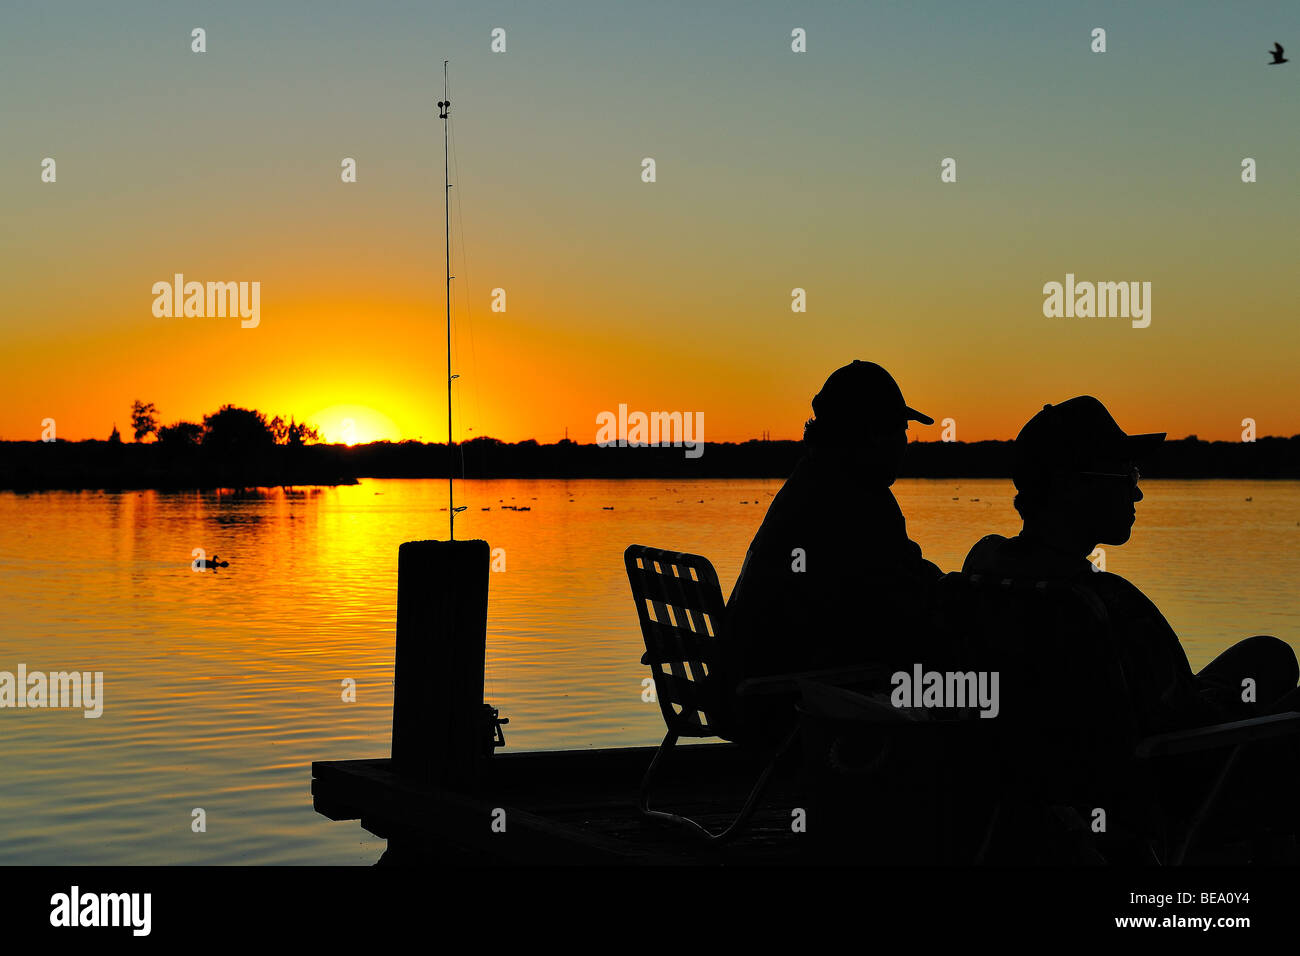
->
[3,3,1297,445]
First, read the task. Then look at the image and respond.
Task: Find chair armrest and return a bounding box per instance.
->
[736,664,892,699]
[794,678,917,724]
[1135,711,1300,759]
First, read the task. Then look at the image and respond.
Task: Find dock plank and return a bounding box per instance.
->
[312,745,810,864]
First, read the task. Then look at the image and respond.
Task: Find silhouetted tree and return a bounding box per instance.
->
[157,421,204,447]
[269,415,322,446]
[108,423,122,444]
[201,405,275,452]
[131,400,159,442]
[288,419,321,446]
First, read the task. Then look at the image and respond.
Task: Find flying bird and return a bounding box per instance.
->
[1269,42,1287,64]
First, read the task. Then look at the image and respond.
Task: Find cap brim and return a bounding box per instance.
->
[1119,432,1166,459]
[906,407,935,426]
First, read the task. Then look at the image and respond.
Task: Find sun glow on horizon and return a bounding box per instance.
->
[308,405,403,446]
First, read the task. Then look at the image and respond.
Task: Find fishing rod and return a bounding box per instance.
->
[438,61,465,539]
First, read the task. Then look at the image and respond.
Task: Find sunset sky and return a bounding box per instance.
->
[2,0,1297,445]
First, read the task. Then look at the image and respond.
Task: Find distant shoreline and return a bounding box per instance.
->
[2,436,1298,491]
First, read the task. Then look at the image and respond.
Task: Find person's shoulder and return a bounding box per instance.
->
[1085,567,1140,593]
[1085,569,1156,605]
[961,534,1010,574]
[1078,570,1174,634]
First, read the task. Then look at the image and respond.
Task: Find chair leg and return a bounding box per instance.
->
[638,726,800,845]
[1172,743,1243,866]
[637,730,679,816]
[970,803,1002,865]
[638,730,720,840]
[712,725,800,845]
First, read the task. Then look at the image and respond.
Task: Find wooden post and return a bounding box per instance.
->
[390,538,491,789]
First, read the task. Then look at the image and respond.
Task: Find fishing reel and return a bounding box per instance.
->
[481,703,508,756]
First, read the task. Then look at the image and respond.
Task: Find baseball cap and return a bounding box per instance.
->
[1012,396,1165,489]
[812,361,934,431]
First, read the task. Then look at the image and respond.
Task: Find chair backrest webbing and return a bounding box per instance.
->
[625,545,736,741]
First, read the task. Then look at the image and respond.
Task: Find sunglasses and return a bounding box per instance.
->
[1078,465,1142,483]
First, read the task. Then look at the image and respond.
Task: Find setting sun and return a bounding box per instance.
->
[308,404,403,445]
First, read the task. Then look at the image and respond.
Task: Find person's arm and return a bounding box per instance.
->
[1104,580,1236,732]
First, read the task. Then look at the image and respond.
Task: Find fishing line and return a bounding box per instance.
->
[449,110,484,464]
[446,71,499,711]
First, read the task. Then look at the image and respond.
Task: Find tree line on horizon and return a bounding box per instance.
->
[107,400,322,451]
[5,405,1300,489]
[36,401,1300,455]
[2,402,347,491]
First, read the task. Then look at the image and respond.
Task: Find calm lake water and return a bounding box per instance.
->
[1,477,1297,864]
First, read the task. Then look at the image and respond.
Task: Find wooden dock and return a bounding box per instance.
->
[313,742,810,865]
[313,539,824,864]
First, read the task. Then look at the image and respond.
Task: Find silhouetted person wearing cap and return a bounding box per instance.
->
[726,361,943,692]
[964,396,1300,737]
